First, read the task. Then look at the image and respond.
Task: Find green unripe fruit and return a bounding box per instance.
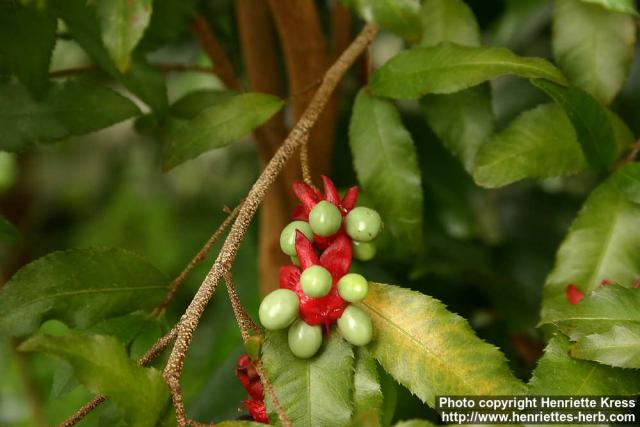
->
[280,221,313,256]
[288,319,322,358]
[337,273,369,302]
[337,305,373,346]
[352,241,376,261]
[300,265,332,297]
[345,207,381,242]
[258,289,299,330]
[309,201,342,237]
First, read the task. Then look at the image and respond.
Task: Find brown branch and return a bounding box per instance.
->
[224,273,260,340]
[48,63,217,78]
[624,139,640,164]
[190,15,243,91]
[57,396,106,427]
[162,24,378,426]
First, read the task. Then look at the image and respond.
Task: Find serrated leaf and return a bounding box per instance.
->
[529,334,640,394]
[420,0,480,47]
[262,330,354,427]
[0,80,140,152]
[553,0,636,104]
[473,104,585,188]
[96,0,153,73]
[579,0,638,15]
[0,247,168,336]
[358,283,526,407]
[163,92,283,170]
[50,0,167,114]
[533,80,619,170]
[353,347,383,424]
[169,89,238,119]
[370,43,567,100]
[0,2,56,97]
[540,164,640,326]
[342,0,421,43]
[349,90,423,256]
[20,332,168,427]
[571,323,640,368]
[0,216,19,243]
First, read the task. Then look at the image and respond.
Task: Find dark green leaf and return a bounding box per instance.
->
[0,216,19,243]
[0,80,140,152]
[359,283,526,407]
[96,0,153,73]
[532,80,618,170]
[540,165,640,326]
[169,89,238,119]
[370,43,567,99]
[342,0,422,43]
[0,3,56,97]
[420,0,480,47]
[553,0,636,104]
[138,0,197,51]
[579,0,639,14]
[0,247,168,336]
[349,90,423,256]
[20,332,168,427]
[262,330,354,427]
[353,347,383,424]
[571,323,640,368]
[529,334,640,394]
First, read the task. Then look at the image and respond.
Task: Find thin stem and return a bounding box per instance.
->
[254,359,291,427]
[624,139,640,164]
[11,339,47,427]
[57,396,106,427]
[162,24,378,426]
[300,133,313,186]
[224,273,260,341]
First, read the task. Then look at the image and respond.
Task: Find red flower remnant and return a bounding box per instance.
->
[600,279,613,287]
[236,355,268,424]
[566,284,584,305]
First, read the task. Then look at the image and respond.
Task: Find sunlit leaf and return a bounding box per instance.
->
[0,247,168,336]
[553,0,636,104]
[96,0,153,73]
[342,0,422,43]
[262,330,354,427]
[370,43,567,99]
[163,93,283,170]
[20,332,168,427]
[349,90,423,256]
[353,347,383,424]
[571,323,640,368]
[0,81,140,152]
[529,334,640,394]
[420,0,480,47]
[579,0,638,14]
[359,283,526,407]
[540,164,640,326]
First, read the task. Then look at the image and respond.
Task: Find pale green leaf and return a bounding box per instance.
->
[489,0,552,51]
[473,104,586,188]
[571,323,640,368]
[0,80,141,152]
[579,0,638,14]
[0,247,168,336]
[353,347,383,424]
[553,0,636,104]
[359,283,526,407]
[615,164,640,204]
[349,90,423,256]
[0,3,56,97]
[370,43,567,99]
[529,334,640,394]
[540,164,640,326]
[0,216,19,243]
[393,421,436,427]
[97,0,153,73]
[262,330,354,427]
[533,80,618,170]
[342,0,422,43]
[163,93,283,170]
[20,332,168,427]
[420,0,480,47]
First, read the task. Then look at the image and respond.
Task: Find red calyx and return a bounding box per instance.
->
[236,355,267,423]
[243,398,268,424]
[565,284,584,305]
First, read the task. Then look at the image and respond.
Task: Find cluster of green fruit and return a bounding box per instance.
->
[258,189,382,359]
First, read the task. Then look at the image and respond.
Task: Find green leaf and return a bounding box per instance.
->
[473,104,586,188]
[393,421,436,427]
[579,0,639,14]
[262,330,354,427]
[0,80,140,152]
[615,163,640,205]
[163,92,283,170]
[529,334,640,394]
[370,43,567,100]
[0,216,19,243]
[19,332,168,427]
[420,0,481,47]
[50,0,167,114]
[349,90,423,256]
[169,89,238,119]
[540,164,640,326]
[0,247,168,336]
[353,347,383,424]
[553,0,636,104]
[216,422,268,427]
[0,3,56,97]
[533,80,619,170]
[359,283,526,407]
[96,0,153,73]
[571,323,640,368]
[342,0,422,44]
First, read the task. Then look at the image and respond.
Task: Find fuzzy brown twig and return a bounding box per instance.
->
[162,24,378,426]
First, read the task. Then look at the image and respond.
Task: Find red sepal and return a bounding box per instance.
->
[341,186,359,211]
[236,355,263,401]
[295,231,319,269]
[319,234,352,280]
[244,398,269,424]
[322,175,341,205]
[293,182,321,213]
[566,284,584,305]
